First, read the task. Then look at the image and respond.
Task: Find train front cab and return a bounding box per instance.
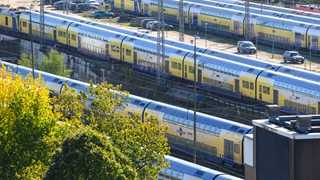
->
[0,10,19,31]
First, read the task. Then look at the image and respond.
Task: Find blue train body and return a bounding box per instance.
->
[1,10,320,115]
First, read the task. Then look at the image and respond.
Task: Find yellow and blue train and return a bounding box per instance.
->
[0,10,320,115]
[110,0,320,53]
[1,60,252,170]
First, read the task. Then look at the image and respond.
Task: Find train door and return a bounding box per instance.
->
[184,64,188,79]
[193,13,198,28]
[235,79,239,94]
[53,30,56,42]
[259,85,262,100]
[294,32,301,49]
[143,3,149,16]
[121,0,124,10]
[134,51,137,65]
[105,42,109,57]
[224,139,234,161]
[197,69,202,83]
[273,90,278,104]
[312,35,318,52]
[233,21,239,36]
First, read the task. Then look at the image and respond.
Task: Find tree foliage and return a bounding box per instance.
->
[86,82,170,179]
[0,65,69,179]
[17,53,32,68]
[45,127,137,180]
[39,50,72,77]
[0,64,169,179]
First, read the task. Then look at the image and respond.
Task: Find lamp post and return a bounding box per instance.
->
[29,5,35,78]
[205,22,208,47]
[193,34,200,163]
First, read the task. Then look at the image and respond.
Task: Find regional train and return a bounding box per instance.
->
[1,60,253,170]
[110,0,320,53]
[45,10,320,83]
[1,10,320,115]
[161,156,242,179]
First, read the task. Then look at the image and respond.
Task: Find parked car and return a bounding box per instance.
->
[90,10,114,18]
[71,0,85,3]
[87,0,100,7]
[69,3,77,11]
[237,41,257,54]
[53,1,70,10]
[150,22,173,30]
[283,51,304,64]
[140,19,156,28]
[146,20,159,29]
[73,3,97,13]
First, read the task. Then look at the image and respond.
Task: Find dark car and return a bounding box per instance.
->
[283,51,304,64]
[140,18,156,28]
[90,10,114,18]
[73,3,97,13]
[53,1,70,10]
[237,41,257,54]
[150,22,174,31]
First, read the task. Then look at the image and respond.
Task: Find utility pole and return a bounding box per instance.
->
[179,0,184,42]
[157,0,165,85]
[40,0,44,50]
[245,0,250,40]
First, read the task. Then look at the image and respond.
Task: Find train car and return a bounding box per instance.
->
[0,9,19,32]
[110,0,320,53]
[160,156,243,180]
[179,0,320,25]
[42,11,320,83]
[256,71,320,114]
[2,10,320,114]
[252,15,314,51]
[1,61,253,169]
[19,11,65,43]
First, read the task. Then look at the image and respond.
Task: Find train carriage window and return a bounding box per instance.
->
[178,63,181,70]
[250,82,254,90]
[126,49,131,56]
[234,144,240,154]
[71,34,76,41]
[23,21,27,27]
[5,17,8,26]
[189,66,195,74]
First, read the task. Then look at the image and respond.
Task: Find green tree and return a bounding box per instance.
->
[39,50,72,77]
[0,65,69,179]
[86,82,170,179]
[51,81,170,179]
[17,53,32,68]
[45,127,137,180]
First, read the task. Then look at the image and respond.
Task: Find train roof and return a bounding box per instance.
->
[163,156,243,180]
[276,66,320,83]
[182,0,320,25]
[69,22,128,41]
[44,11,147,38]
[20,11,73,27]
[0,9,19,17]
[145,98,252,134]
[259,71,320,97]
[185,53,264,77]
